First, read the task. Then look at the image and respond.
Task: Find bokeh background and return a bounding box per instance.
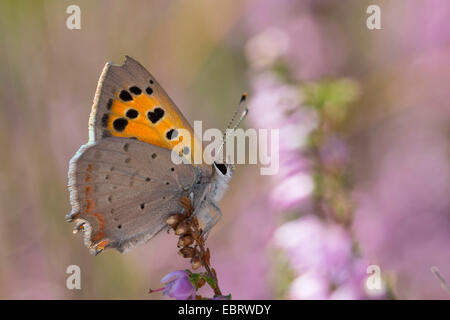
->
[0,0,449,299]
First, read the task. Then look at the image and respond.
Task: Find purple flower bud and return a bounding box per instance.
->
[161,270,195,300]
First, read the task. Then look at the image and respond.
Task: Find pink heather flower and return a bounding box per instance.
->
[274,215,368,299]
[288,268,367,300]
[247,74,318,160]
[248,73,304,129]
[288,272,329,300]
[270,173,314,211]
[161,270,195,300]
[247,72,318,210]
[274,216,353,275]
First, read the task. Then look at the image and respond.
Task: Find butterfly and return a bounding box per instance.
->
[67,56,247,255]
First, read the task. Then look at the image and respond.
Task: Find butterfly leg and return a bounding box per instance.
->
[201,202,222,240]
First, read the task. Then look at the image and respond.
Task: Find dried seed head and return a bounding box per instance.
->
[178,247,196,258]
[180,196,194,214]
[175,221,191,235]
[179,235,194,247]
[191,257,202,270]
[166,214,184,228]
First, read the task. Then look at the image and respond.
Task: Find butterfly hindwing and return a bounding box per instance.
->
[67,137,197,254]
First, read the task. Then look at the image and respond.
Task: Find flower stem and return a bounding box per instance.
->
[148,286,165,294]
[168,197,223,297]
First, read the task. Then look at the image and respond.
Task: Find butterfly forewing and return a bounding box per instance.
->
[88,56,202,165]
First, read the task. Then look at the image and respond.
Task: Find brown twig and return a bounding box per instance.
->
[166,197,223,297]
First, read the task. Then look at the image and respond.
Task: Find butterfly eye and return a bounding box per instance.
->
[214,162,227,175]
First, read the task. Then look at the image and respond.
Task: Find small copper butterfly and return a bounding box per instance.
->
[67,56,245,255]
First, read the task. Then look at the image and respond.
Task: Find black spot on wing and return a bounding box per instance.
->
[119,90,133,102]
[126,109,139,119]
[113,118,128,132]
[145,87,153,95]
[129,86,142,95]
[166,128,178,140]
[147,107,164,124]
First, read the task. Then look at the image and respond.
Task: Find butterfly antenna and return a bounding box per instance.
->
[216,93,249,161]
[227,93,247,129]
[232,106,248,131]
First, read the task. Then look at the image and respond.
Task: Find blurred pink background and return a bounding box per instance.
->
[0,0,449,299]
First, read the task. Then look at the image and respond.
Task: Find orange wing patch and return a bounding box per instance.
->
[72,163,111,254]
[101,85,200,164]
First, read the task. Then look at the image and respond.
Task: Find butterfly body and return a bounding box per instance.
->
[67,57,233,254]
